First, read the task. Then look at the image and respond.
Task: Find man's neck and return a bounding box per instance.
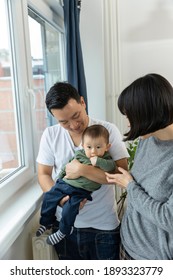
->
[69,132,82,147]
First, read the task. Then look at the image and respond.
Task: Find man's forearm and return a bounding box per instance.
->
[80,164,109,184]
[79,158,128,184]
[38,175,55,192]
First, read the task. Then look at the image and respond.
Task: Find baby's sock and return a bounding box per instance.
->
[36,225,47,237]
[46,230,66,245]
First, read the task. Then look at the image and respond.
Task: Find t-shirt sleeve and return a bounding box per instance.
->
[36,128,54,166]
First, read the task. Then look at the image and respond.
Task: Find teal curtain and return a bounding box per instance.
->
[63,0,88,112]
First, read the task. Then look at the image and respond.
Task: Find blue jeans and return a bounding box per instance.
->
[52,222,120,260]
[40,180,92,235]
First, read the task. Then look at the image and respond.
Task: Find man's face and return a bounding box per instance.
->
[51,97,88,135]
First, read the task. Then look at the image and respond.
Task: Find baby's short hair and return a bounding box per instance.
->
[82,124,110,144]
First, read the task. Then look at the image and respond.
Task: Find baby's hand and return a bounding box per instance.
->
[90,156,97,166]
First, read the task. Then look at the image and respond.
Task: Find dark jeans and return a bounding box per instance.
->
[40,179,92,235]
[52,222,120,260]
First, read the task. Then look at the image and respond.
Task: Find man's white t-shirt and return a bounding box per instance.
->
[37,117,129,230]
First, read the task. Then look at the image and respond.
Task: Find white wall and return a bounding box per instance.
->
[80,0,106,120]
[81,0,173,133]
[2,210,40,260]
[118,0,173,91]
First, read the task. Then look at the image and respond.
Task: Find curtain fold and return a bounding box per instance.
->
[63,0,88,112]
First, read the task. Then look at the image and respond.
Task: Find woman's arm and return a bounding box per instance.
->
[106,167,173,232]
[127,181,173,232]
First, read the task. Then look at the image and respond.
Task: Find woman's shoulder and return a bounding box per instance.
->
[138,136,173,160]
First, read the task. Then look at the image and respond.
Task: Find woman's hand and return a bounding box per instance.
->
[105,167,133,189]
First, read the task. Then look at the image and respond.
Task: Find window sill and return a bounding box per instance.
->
[0,168,16,180]
[0,176,43,259]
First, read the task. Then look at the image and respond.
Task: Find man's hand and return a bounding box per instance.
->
[59,195,87,209]
[59,195,70,207]
[65,159,82,179]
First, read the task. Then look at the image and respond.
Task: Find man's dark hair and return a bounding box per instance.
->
[118,73,173,141]
[82,124,110,144]
[45,82,81,114]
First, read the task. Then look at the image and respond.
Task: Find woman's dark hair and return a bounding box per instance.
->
[45,82,81,114]
[118,73,173,141]
[82,124,110,144]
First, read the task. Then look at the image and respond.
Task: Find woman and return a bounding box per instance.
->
[106,73,173,260]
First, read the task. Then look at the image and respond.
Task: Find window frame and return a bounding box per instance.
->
[0,0,65,259]
[0,0,36,203]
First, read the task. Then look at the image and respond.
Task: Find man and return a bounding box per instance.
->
[37,82,129,260]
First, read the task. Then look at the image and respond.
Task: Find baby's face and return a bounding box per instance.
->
[83,135,110,158]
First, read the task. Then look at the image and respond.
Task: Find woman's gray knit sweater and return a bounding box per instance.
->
[121,136,173,259]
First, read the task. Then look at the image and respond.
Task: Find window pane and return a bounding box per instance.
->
[28,15,47,144]
[0,0,23,181]
[28,11,65,142]
[45,21,64,85]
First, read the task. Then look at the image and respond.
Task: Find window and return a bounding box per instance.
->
[28,9,65,141]
[0,0,65,193]
[0,0,24,181]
